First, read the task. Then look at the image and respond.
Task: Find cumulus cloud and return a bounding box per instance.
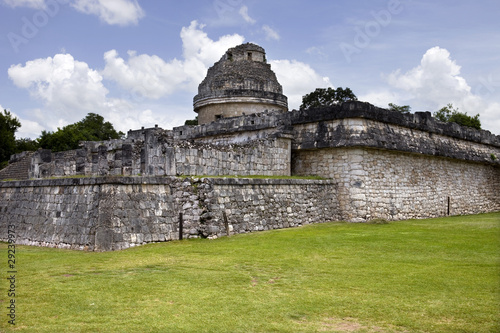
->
[270,60,332,109]
[13,111,46,138]
[239,5,256,24]
[102,50,186,99]
[365,46,500,133]
[6,21,246,134]
[387,47,474,107]
[71,0,144,26]
[8,53,108,112]
[6,52,186,135]
[102,21,244,98]
[8,53,110,129]
[180,21,245,84]
[262,25,280,41]
[0,105,43,138]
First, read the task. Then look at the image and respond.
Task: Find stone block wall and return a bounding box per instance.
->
[292,147,500,222]
[0,178,100,250]
[291,117,500,165]
[145,138,291,177]
[28,135,291,179]
[204,178,339,235]
[0,177,338,251]
[194,99,287,125]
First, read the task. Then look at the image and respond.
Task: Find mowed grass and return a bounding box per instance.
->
[1,213,499,333]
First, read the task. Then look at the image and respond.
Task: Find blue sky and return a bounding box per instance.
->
[1,0,499,138]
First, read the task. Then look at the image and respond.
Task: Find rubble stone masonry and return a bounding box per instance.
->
[0,177,337,251]
[292,147,500,222]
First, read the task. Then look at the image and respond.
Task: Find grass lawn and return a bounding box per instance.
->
[1,213,499,332]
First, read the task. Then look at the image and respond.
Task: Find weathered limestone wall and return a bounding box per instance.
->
[30,140,142,179]
[291,117,500,165]
[169,139,291,176]
[0,177,338,251]
[173,109,289,142]
[195,100,286,125]
[206,178,339,235]
[0,178,100,250]
[29,134,291,179]
[292,147,500,222]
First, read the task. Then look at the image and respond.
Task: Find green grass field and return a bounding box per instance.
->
[1,213,499,332]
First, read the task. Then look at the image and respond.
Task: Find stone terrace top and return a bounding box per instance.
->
[178,101,500,147]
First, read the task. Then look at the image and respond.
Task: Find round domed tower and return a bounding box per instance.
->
[193,43,288,124]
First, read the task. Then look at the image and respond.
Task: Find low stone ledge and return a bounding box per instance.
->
[0,176,181,188]
[0,176,335,188]
[204,177,335,186]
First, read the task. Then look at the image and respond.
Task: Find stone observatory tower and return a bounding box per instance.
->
[193,43,288,124]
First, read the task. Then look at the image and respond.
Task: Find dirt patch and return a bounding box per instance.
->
[318,317,377,332]
[315,317,408,333]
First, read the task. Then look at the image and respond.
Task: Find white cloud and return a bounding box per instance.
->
[8,53,108,111]
[8,53,109,130]
[6,53,188,135]
[239,5,256,24]
[12,111,46,139]
[262,25,280,41]
[270,60,332,110]
[6,21,245,136]
[103,21,244,99]
[102,50,186,99]
[387,47,473,107]
[180,21,244,65]
[359,90,399,109]
[71,0,144,26]
[1,0,46,9]
[365,46,500,133]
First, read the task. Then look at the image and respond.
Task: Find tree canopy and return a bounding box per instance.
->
[300,87,357,110]
[433,103,481,130]
[1,111,125,169]
[184,116,198,126]
[0,110,21,168]
[39,113,124,152]
[388,103,411,113]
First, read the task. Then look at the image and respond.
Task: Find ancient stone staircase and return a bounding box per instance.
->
[0,152,34,180]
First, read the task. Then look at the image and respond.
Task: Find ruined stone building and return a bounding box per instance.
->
[1,43,499,251]
[194,43,288,124]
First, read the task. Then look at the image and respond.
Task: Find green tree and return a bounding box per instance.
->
[300,87,357,110]
[15,138,39,152]
[433,103,481,130]
[39,113,124,152]
[388,103,411,113]
[184,116,198,126]
[0,109,21,168]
